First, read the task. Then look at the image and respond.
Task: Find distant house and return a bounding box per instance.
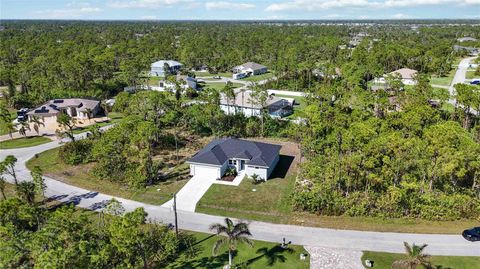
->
[454,45,479,56]
[232,62,268,78]
[374,68,418,86]
[150,60,183,77]
[27,98,100,124]
[177,75,198,90]
[457,37,477,43]
[188,138,281,180]
[220,91,293,118]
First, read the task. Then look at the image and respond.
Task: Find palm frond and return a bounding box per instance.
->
[212,237,227,256]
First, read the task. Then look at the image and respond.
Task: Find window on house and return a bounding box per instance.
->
[255,166,259,169]
[229,160,233,165]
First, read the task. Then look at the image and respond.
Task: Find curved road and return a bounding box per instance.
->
[1,133,479,257]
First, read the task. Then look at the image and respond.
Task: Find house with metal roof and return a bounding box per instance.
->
[232,62,268,78]
[187,138,281,181]
[150,60,183,77]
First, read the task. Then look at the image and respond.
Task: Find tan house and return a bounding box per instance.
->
[374,68,418,86]
[27,98,101,125]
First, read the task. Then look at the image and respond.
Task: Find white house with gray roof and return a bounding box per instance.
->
[187,138,281,181]
[232,62,268,78]
[150,60,183,77]
[220,91,293,118]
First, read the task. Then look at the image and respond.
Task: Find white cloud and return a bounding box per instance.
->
[33,6,101,19]
[265,0,479,12]
[392,13,410,19]
[141,15,158,19]
[108,0,195,8]
[205,1,255,10]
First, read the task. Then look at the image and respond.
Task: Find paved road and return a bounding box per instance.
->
[2,135,479,257]
[446,56,479,116]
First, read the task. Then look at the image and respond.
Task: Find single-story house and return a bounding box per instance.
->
[178,75,198,90]
[457,37,477,43]
[374,68,418,86]
[27,98,100,124]
[232,62,268,77]
[453,45,479,56]
[150,60,183,77]
[187,138,281,180]
[220,91,293,118]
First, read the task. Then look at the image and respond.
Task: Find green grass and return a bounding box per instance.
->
[194,71,233,78]
[466,70,478,80]
[430,69,456,86]
[167,231,309,269]
[26,147,189,205]
[72,112,124,134]
[242,72,275,82]
[361,251,480,269]
[201,82,243,91]
[274,94,307,119]
[0,136,52,149]
[432,87,450,100]
[146,76,165,86]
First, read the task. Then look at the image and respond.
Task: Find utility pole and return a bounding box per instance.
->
[173,192,179,237]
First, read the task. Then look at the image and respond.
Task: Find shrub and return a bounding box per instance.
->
[249,174,264,184]
[59,140,94,165]
[224,167,237,177]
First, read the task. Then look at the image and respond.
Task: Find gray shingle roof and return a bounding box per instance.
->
[235,62,267,71]
[189,138,281,167]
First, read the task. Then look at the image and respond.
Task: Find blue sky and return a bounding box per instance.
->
[1,0,479,20]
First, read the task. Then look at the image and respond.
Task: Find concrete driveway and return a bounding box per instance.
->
[161,174,215,212]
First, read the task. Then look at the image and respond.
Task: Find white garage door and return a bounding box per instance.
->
[192,165,219,179]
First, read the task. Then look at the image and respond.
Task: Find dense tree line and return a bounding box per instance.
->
[1,21,479,108]
[294,70,480,220]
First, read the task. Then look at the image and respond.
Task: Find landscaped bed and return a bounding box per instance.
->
[166,231,310,269]
[0,136,52,149]
[361,251,480,269]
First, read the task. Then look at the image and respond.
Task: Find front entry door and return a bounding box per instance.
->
[240,160,245,171]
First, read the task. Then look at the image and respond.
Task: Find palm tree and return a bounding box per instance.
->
[0,176,7,200]
[18,121,30,138]
[30,115,45,136]
[16,181,36,205]
[209,218,254,268]
[392,242,433,269]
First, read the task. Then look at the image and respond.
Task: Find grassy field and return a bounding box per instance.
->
[242,72,275,82]
[466,70,478,80]
[194,71,233,78]
[361,251,480,269]
[26,147,189,205]
[201,82,243,91]
[72,112,124,134]
[0,136,52,149]
[167,231,309,269]
[430,69,456,86]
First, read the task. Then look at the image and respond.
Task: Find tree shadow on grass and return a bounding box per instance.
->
[240,245,294,267]
[269,155,294,179]
[171,252,230,269]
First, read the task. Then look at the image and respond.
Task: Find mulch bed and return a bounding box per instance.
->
[218,175,236,182]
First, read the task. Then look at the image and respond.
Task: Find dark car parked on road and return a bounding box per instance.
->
[462,227,480,242]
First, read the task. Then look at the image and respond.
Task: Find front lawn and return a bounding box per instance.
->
[201,82,243,91]
[242,72,275,82]
[0,136,52,149]
[430,69,456,86]
[167,231,309,269]
[26,147,189,205]
[466,70,478,80]
[361,251,480,269]
[194,71,233,78]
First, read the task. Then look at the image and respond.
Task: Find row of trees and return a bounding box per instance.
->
[2,21,479,108]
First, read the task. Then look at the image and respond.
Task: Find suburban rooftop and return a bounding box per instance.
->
[188,138,281,167]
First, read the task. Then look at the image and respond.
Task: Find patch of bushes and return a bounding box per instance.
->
[58,139,94,165]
